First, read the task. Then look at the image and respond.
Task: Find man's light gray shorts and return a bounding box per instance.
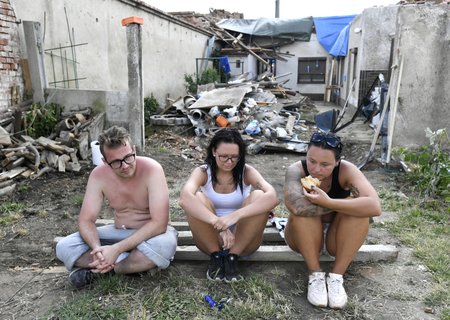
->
[55,224,178,271]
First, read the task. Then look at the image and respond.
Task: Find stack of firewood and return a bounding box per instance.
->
[0,109,102,197]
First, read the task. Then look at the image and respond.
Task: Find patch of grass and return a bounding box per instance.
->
[15,228,29,237]
[18,183,30,192]
[49,291,129,319]
[72,194,85,207]
[0,202,25,225]
[38,210,49,218]
[291,278,306,297]
[340,296,369,320]
[61,211,72,219]
[381,189,450,316]
[48,271,294,319]
[149,146,169,154]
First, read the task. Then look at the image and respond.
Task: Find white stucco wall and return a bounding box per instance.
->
[275,33,329,96]
[10,0,211,106]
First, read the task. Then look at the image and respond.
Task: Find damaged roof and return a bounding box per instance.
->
[216,17,314,41]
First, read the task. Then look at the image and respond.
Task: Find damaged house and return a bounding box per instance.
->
[0,0,449,183]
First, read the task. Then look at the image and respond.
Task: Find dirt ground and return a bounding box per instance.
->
[0,110,440,319]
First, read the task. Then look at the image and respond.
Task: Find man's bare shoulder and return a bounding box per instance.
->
[89,163,111,178]
[136,156,163,171]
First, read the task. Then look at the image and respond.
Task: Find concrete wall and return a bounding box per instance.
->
[276,33,329,98]
[391,4,450,147]
[0,0,24,116]
[10,0,211,107]
[359,7,398,71]
[342,6,398,108]
[343,4,449,148]
[45,87,128,127]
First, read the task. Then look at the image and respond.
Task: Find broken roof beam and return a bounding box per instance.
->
[206,17,270,68]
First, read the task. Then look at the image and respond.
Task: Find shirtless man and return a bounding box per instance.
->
[56,126,178,288]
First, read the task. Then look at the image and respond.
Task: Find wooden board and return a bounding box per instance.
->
[175,244,399,262]
[54,220,399,262]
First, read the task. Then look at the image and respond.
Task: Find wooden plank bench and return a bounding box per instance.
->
[54,219,399,262]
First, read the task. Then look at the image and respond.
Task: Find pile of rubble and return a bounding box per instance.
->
[151,73,318,155]
[0,108,103,196]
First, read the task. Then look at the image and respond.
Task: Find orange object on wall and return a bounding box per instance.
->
[121,16,144,26]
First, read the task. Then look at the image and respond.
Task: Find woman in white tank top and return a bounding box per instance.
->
[179,128,278,283]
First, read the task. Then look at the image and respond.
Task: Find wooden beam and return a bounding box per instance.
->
[177,228,282,245]
[206,17,270,68]
[53,219,399,262]
[174,244,399,262]
[95,219,272,231]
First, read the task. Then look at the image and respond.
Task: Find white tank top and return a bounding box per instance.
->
[200,166,251,217]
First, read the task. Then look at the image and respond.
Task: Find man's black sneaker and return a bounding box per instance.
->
[206,251,224,281]
[69,268,94,288]
[224,253,243,283]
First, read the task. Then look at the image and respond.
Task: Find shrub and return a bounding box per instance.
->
[394,128,450,200]
[144,94,160,125]
[25,103,61,138]
[184,67,221,95]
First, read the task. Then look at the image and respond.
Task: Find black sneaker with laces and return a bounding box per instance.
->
[206,251,225,281]
[224,253,243,283]
[69,268,94,288]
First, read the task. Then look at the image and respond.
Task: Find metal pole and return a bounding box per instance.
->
[50,52,56,88]
[65,49,70,88]
[59,44,66,88]
[72,28,79,88]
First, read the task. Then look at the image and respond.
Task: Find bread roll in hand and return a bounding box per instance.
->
[301,175,321,192]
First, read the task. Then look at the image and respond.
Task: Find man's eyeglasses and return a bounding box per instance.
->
[310,132,342,149]
[107,153,136,169]
[217,155,240,163]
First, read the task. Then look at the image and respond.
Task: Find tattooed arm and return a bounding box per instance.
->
[284,162,334,217]
[301,161,381,218]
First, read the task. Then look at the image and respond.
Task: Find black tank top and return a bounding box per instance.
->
[301,160,350,199]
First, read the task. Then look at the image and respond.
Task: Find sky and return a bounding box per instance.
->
[144,0,399,19]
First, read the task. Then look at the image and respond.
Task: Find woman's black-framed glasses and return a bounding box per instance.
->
[310,131,342,149]
[107,153,136,169]
[217,155,240,163]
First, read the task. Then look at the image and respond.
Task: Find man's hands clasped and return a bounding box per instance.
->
[89,245,120,273]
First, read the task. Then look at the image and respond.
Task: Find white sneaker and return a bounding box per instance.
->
[327,273,348,309]
[307,272,328,307]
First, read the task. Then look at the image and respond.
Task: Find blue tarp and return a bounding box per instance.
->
[313,15,356,57]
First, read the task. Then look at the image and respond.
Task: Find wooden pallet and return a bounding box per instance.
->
[54,219,399,262]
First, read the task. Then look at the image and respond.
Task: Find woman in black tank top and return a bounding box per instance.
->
[284,131,381,310]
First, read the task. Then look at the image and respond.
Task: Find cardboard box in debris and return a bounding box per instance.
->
[151,75,317,155]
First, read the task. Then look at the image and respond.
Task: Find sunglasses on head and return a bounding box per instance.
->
[310,131,342,149]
